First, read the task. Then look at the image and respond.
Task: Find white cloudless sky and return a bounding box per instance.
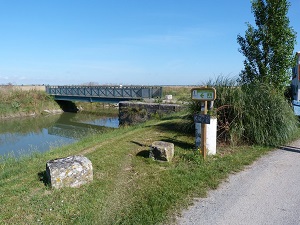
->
[0,0,299,85]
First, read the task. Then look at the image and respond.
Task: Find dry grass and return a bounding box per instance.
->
[0,86,59,118]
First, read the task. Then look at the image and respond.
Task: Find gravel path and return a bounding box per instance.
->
[177,140,300,225]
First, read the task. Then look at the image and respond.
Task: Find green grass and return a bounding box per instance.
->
[0,114,276,224]
[162,86,196,102]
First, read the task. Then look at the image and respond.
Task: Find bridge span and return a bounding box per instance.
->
[46,85,163,103]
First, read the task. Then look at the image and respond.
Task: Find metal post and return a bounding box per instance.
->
[201,101,207,159]
[195,122,201,150]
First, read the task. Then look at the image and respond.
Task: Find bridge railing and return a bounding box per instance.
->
[46,85,163,99]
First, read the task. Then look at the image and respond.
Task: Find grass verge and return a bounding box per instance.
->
[0,114,276,224]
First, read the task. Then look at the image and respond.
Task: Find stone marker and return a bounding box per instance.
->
[150,141,174,162]
[165,95,172,100]
[46,155,93,189]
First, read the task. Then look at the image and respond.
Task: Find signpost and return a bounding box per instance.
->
[191,87,216,159]
[191,88,216,101]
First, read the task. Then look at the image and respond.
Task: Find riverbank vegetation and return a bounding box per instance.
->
[0,86,60,118]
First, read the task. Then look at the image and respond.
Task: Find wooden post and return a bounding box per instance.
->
[201,101,207,159]
[191,86,216,160]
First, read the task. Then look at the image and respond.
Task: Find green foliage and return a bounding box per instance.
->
[0,87,60,117]
[185,77,244,143]
[11,101,20,110]
[207,77,245,144]
[241,83,298,146]
[237,0,297,92]
[187,76,298,146]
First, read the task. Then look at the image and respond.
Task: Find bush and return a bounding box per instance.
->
[241,83,298,146]
[186,77,298,146]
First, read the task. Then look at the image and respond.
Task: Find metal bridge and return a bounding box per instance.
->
[46,85,163,103]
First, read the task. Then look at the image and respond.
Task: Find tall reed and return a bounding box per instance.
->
[186,76,298,146]
[241,83,298,146]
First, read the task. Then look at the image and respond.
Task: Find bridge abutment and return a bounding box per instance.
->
[119,101,183,125]
[55,100,79,112]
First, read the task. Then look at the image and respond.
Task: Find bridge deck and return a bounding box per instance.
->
[46,85,163,103]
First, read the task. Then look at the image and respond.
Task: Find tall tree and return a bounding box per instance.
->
[237,0,297,92]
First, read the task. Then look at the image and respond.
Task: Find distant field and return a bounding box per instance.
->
[162,85,199,101]
[0,85,46,91]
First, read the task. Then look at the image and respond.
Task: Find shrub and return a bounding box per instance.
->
[241,83,298,146]
[186,76,298,146]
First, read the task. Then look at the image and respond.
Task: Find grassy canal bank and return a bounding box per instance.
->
[0,112,275,224]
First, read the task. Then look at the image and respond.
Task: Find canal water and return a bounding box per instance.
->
[0,111,119,157]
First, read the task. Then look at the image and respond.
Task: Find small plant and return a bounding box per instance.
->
[11,101,20,110]
[154,98,163,103]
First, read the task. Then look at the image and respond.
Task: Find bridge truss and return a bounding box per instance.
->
[46,85,163,103]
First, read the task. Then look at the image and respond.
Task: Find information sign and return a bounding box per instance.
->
[194,114,211,124]
[191,88,216,101]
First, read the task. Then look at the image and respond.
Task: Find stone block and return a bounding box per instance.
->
[165,95,172,100]
[46,155,93,189]
[150,141,174,162]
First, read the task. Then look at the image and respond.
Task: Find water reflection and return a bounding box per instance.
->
[0,111,119,157]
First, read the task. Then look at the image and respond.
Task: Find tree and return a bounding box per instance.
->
[237,0,297,92]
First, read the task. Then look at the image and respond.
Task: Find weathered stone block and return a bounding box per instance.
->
[46,155,93,189]
[150,141,174,162]
[119,101,184,125]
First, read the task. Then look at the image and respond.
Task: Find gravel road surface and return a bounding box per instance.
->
[177,140,300,225]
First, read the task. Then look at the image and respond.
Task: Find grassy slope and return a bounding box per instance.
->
[0,87,60,117]
[0,114,273,225]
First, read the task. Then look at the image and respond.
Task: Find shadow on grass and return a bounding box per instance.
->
[131,141,150,158]
[280,146,300,154]
[153,121,194,135]
[160,137,194,150]
[136,150,150,158]
[38,171,50,187]
[131,141,149,147]
[131,137,193,152]
[160,113,186,121]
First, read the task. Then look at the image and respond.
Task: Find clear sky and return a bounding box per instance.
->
[0,0,299,86]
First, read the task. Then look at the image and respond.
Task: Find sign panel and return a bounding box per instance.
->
[191,88,216,101]
[194,114,211,124]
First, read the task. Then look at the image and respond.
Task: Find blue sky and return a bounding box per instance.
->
[0,0,299,86]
